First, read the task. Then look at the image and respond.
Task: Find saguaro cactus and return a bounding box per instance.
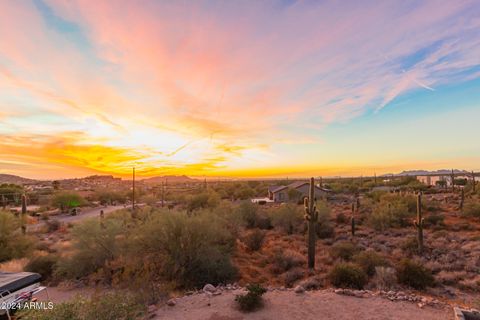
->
[472,171,476,193]
[351,202,356,237]
[459,188,464,211]
[413,192,424,253]
[451,169,455,192]
[304,177,318,269]
[21,193,27,234]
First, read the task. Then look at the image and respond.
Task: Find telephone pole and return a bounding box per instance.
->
[132,166,135,212]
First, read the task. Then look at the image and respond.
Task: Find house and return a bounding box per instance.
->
[417,175,449,187]
[268,181,328,203]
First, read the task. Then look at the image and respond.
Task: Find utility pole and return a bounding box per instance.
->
[374,171,377,185]
[132,166,135,213]
[161,181,165,208]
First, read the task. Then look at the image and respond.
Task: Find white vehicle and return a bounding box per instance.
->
[0,272,46,320]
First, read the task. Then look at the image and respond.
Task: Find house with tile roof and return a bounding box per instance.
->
[268,181,328,203]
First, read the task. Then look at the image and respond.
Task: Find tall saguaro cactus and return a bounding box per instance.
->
[351,202,356,237]
[451,169,455,192]
[21,193,27,235]
[472,171,476,193]
[413,192,424,253]
[304,177,318,269]
[459,188,464,211]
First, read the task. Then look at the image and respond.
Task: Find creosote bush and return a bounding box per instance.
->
[0,210,33,262]
[235,284,267,312]
[396,259,434,290]
[243,229,265,251]
[270,204,302,234]
[24,255,58,279]
[328,262,368,289]
[372,266,397,290]
[352,250,388,277]
[462,201,480,218]
[269,249,304,273]
[329,241,360,261]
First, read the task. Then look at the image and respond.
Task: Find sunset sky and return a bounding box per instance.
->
[1,0,480,179]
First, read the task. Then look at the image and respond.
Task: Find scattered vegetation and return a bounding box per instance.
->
[396,259,434,290]
[329,241,360,261]
[235,284,267,312]
[242,229,265,251]
[352,250,388,277]
[328,262,368,289]
[0,210,32,262]
[19,292,145,320]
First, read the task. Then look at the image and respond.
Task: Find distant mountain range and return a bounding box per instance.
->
[0,174,39,184]
[381,169,470,177]
[142,175,198,183]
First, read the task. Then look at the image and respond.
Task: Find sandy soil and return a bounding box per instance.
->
[155,290,454,320]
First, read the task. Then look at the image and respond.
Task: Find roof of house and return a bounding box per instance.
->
[269,185,288,193]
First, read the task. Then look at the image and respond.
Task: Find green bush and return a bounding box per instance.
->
[396,259,434,290]
[270,204,302,234]
[336,213,348,224]
[24,255,58,279]
[235,284,267,312]
[462,201,480,218]
[353,250,388,277]
[0,210,33,262]
[55,218,126,279]
[329,241,360,261]
[51,192,86,212]
[135,211,237,289]
[236,201,258,228]
[243,229,265,251]
[19,292,145,320]
[316,201,335,238]
[328,262,368,289]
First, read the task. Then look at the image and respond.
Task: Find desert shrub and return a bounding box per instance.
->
[316,201,335,238]
[55,218,126,279]
[270,249,304,273]
[336,213,348,224]
[424,214,445,227]
[270,204,302,234]
[328,262,368,289]
[236,201,258,228]
[329,241,360,261]
[243,229,265,251]
[51,192,86,212]
[284,268,304,287]
[401,237,422,256]
[316,222,335,238]
[255,213,272,230]
[24,255,58,279]
[19,291,145,320]
[0,211,33,262]
[353,250,388,277]
[368,202,408,231]
[45,219,61,232]
[396,259,434,290]
[186,190,221,212]
[462,201,480,218]
[372,266,397,290]
[235,284,267,312]
[135,211,237,289]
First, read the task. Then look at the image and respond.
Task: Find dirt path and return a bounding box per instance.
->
[155,290,453,320]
